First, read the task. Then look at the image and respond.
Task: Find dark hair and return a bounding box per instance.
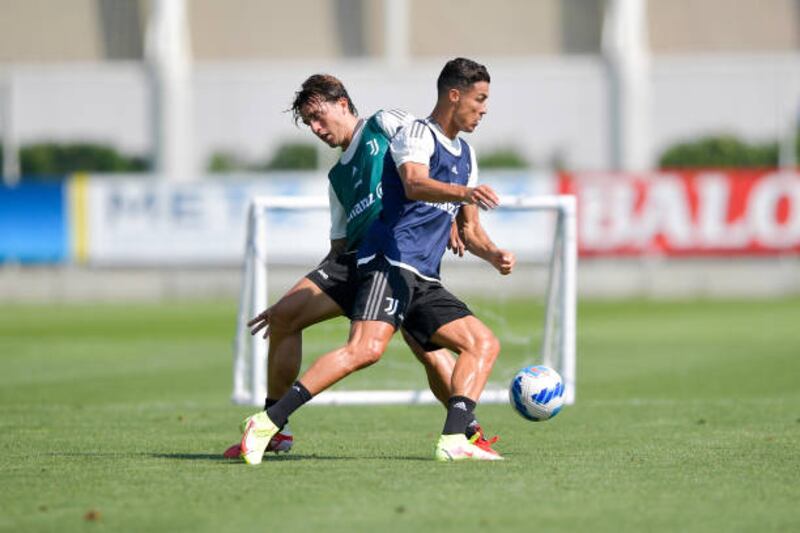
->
[290,74,358,124]
[436,58,491,96]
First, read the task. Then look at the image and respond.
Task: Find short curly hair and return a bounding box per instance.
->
[290,74,358,124]
[436,58,491,96]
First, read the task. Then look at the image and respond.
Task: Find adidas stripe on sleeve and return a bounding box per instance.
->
[375,109,415,139]
[390,120,435,168]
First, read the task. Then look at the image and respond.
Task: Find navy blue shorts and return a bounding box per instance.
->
[352,254,472,350]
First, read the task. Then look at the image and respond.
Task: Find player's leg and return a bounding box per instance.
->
[400,327,498,452]
[226,254,355,459]
[430,315,502,461]
[290,319,395,394]
[254,252,358,399]
[430,316,500,401]
[261,276,343,399]
[239,255,406,465]
[277,255,407,396]
[402,284,500,403]
[224,276,342,459]
[400,329,454,406]
[402,283,502,461]
[239,319,395,465]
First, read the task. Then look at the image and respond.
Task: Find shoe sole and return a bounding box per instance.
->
[435,448,504,462]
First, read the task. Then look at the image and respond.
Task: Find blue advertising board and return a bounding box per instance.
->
[0,182,68,263]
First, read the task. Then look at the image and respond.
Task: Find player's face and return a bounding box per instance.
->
[300,98,351,148]
[452,81,490,133]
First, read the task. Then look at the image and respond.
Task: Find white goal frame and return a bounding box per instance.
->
[232,194,577,406]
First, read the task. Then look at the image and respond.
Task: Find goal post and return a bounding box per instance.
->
[232,194,577,407]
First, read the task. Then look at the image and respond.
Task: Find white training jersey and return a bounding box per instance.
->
[390,117,479,188]
[356,118,477,280]
[328,109,416,240]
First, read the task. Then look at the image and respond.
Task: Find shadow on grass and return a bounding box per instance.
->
[151,453,431,462]
[46,452,430,462]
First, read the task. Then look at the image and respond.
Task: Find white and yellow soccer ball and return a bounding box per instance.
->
[509,365,565,421]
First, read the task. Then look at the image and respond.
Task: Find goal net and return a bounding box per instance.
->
[232,194,576,407]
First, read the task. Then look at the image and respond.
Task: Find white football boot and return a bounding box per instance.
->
[435,433,504,462]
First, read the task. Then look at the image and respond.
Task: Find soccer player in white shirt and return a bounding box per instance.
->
[238,59,515,463]
[225,74,501,460]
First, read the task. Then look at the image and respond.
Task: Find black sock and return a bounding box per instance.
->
[266,381,312,428]
[264,398,281,429]
[442,396,477,436]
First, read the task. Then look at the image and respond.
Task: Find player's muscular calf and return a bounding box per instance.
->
[430,316,500,401]
[402,330,455,405]
[299,320,395,395]
[248,277,343,398]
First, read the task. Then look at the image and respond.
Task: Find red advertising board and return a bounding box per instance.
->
[559,171,800,256]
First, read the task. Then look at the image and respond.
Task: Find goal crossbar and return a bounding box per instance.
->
[232,194,577,406]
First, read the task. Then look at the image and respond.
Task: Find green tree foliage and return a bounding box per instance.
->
[207,151,247,173]
[17,143,148,175]
[260,142,317,170]
[477,147,530,169]
[658,133,800,169]
[207,142,318,173]
[0,143,148,180]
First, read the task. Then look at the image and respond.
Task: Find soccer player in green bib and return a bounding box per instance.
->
[223,74,500,459]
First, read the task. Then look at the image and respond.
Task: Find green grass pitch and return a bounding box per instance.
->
[1,297,799,532]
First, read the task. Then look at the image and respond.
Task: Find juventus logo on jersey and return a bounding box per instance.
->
[367,139,380,156]
[383,297,399,315]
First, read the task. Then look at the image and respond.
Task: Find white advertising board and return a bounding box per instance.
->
[81,172,557,266]
[84,174,330,265]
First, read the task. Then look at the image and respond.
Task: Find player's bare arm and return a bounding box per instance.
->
[398,162,499,210]
[457,204,515,275]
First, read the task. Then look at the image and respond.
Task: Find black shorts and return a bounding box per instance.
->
[305,252,359,318]
[352,254,473,351]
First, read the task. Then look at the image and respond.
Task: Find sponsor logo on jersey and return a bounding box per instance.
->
[347,193,377,222]
[422,200,460,218]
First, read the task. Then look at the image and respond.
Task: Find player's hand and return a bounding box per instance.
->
[492,249,516,275]
[465,184,499,211]
[247,306,273,338]
[448,223,465,257]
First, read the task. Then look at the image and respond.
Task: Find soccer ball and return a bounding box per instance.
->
[509,365,565,421]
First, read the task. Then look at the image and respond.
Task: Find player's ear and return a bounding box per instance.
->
[337,97,350,115]
[448,87,460,104]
